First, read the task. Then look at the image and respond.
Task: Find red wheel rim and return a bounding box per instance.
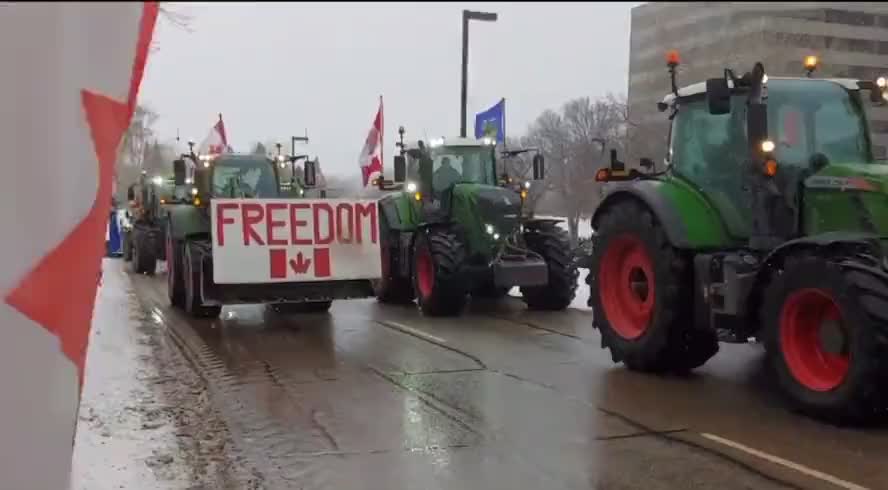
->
[780,288,850,392]
[598,234,655,340]
[415,246,434,299]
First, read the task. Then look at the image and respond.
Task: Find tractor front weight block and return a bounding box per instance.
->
[492,258,549,288]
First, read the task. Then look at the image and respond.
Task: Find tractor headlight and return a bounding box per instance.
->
[761,140,775,153]
[485,224,496,235]
[493,233,500,240]
[191,187,199,196]
[406,182,417,193]
[185,178,194,185]
[876,76,886,88]
[152,176,163,186]
[523,181,531,189]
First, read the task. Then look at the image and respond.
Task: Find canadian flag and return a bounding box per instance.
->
[0,2,158,488]
[358,96,384,187]
[198,113,231,155]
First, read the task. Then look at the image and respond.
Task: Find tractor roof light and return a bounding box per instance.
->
[666,49,680,67]
[764,159,779,178]
[406,182,417,193]
[804,55,819,76]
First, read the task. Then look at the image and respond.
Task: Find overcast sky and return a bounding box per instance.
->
[140,2,639,178]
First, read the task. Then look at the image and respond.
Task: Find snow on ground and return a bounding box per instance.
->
[509,216,595,311]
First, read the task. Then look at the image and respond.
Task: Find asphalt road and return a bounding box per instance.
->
[87,260,887,490]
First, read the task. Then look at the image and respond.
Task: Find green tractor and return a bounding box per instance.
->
[124,171,176,275]
[371,128,578,316]
[587,52,888,424]
[164,141,355,318]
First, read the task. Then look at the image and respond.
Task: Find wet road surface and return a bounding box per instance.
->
[76,260,887,489]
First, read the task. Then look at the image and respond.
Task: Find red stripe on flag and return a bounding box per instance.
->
[313,248,331,278]
[269,249,287,279]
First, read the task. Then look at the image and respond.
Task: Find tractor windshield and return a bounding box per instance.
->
[212,157,279,198]
[429,145,497,192]
[767,79,874,166]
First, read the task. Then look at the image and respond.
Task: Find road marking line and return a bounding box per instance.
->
[382,321,447,344]
[701,433,869,490]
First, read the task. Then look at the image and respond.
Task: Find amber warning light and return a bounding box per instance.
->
[666,50,680,66]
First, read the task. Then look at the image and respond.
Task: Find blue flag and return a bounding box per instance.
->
[474,98,505,142]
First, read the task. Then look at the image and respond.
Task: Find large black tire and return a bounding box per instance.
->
[520,222,578,310]
[166,224,186,309]
[372,243,414,304]
[588,200,718,373]
[270,301,333,314]
[183,242,221,318]
[412,228,467,317]
[122,231,133,262]
[761,255,888,425]
[132,232,157,275]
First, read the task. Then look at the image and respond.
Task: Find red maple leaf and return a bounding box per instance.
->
[3,4,159,386]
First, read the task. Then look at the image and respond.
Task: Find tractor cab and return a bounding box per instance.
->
[172,142,318,204]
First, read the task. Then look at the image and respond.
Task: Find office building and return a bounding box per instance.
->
[628,2,888,161]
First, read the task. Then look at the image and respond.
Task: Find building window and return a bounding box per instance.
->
[824,9,875,27]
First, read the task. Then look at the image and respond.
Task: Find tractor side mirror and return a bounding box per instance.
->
[173,159,187,186]
[706,77,731,115]
[304,160,317,187]
[393,155,406,183]
[126,185,135,201]
[640,157,655,172]
[532,154,545,180]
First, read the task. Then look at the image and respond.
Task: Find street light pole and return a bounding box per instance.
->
[460,9,497,138]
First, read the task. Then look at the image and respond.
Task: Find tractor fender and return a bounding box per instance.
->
[591,182,693,249]
[166,205,210,242]
[758,232,885,275]
[745,232,888,324]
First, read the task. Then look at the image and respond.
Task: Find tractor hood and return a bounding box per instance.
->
[804,162,888,237]
[451,183,522,257]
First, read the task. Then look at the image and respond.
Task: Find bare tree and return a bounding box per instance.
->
[115,105,159,202]
[152,5,195,53]
[524,96,629,245]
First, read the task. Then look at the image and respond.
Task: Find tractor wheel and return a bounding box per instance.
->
[412,229,467,317]
[131,233,157,275]
[122,231,133,262]
[166,225,186,308]
[270,301,333,314]
[183,242,221,319]
[761,255,888,424]
[588,200,718,373]
[372,243,414,304]
[520,222,578,310]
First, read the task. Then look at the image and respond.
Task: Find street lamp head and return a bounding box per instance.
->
[464,10,498,22]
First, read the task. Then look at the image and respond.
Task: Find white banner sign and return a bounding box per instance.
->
[211,198,382,284]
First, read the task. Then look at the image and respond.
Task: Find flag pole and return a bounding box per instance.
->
[379,95,384,175]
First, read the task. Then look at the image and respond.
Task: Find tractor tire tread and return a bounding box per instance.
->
[415,229,467,317]
[588,200,718,373]
[520,223,578,310]
[761,255,888,425]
